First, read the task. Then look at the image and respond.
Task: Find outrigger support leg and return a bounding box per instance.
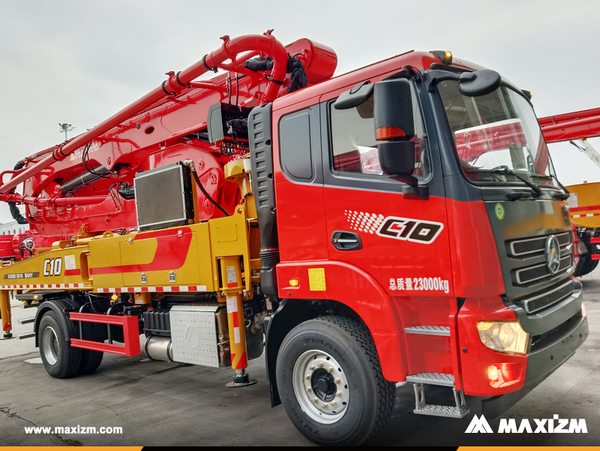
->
[0,290,13,338]
[221,255,257,388]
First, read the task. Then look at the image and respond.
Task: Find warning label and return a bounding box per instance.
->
[226,266,237,288]
[64,255,76,271]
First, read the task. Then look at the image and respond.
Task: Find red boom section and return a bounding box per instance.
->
[0,32,288,194]
[539,107,600,143]
[0,32,337,241]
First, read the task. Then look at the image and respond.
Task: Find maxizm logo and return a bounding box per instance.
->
[465,414,588,434]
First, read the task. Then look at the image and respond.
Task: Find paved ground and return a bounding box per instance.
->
[1,269,599,447]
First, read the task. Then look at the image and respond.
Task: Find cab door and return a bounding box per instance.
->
[320,85,455,353]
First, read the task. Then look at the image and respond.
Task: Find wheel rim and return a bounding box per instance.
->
[41,326,59,366]
[292,349,349,424]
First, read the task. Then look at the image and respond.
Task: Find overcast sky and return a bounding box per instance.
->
[1,0,599,224]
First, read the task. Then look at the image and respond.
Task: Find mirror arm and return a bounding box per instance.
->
[425,71,460,92]
[403,185,429,200]
[387,175,429,200]
[389,174,418,186]
[383,65,417,81]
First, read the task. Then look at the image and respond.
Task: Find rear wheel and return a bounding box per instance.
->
[276,316,395,446]
[79,349,104,374]
[39,310,81,378]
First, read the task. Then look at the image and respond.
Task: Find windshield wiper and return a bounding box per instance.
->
[547,174,570,200]
[488,166,543,198]
[530,173,570,200]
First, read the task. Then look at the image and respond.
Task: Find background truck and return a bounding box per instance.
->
[539,108,600,276]
[0,31,588,446]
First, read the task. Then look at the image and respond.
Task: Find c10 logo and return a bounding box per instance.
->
[43,258,62,276]
[377,217,444,244]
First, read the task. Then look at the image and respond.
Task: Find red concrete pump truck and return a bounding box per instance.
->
[0,31,588,445]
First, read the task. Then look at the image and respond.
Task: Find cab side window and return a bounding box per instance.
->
[279,105,322,184]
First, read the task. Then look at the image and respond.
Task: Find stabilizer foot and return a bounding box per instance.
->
[226,369,257,388]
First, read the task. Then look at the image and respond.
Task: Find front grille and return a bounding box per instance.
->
[515,255,572,285]
[522,280,574,314]
[557,233,571,246]
[509,231,570,257]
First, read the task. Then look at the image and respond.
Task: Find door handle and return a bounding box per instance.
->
[331,231,362,251]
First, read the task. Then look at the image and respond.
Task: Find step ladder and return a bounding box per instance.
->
[404,325,469,418]
[406,372,469,418]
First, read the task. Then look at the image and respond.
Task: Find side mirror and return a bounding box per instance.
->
[458,70,501,97]
[374,79,414,139]
[378,141,415,182]
[379,140,428,200]
[374,79,428,200]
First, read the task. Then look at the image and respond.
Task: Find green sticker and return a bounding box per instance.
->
[495,203,505,220]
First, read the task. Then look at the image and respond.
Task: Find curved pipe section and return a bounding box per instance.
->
[0,32,288,195]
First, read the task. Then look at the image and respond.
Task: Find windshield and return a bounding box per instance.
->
[438,79,557,187]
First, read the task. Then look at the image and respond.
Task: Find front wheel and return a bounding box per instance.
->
[276,316,395,446]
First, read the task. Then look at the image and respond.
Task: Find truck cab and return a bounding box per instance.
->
[262,50,588,442]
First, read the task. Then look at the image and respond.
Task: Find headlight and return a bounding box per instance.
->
[477,321,529,354]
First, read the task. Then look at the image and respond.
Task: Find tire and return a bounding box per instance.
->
[276,316,395,446]
[574,254,599,277]
[79,349,103,374]
[574,255,585,277]
[588,259,600,274]
[38,310,82,378]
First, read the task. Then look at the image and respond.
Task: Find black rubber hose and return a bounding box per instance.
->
[190,169,230,217]
[9,160,28,224]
